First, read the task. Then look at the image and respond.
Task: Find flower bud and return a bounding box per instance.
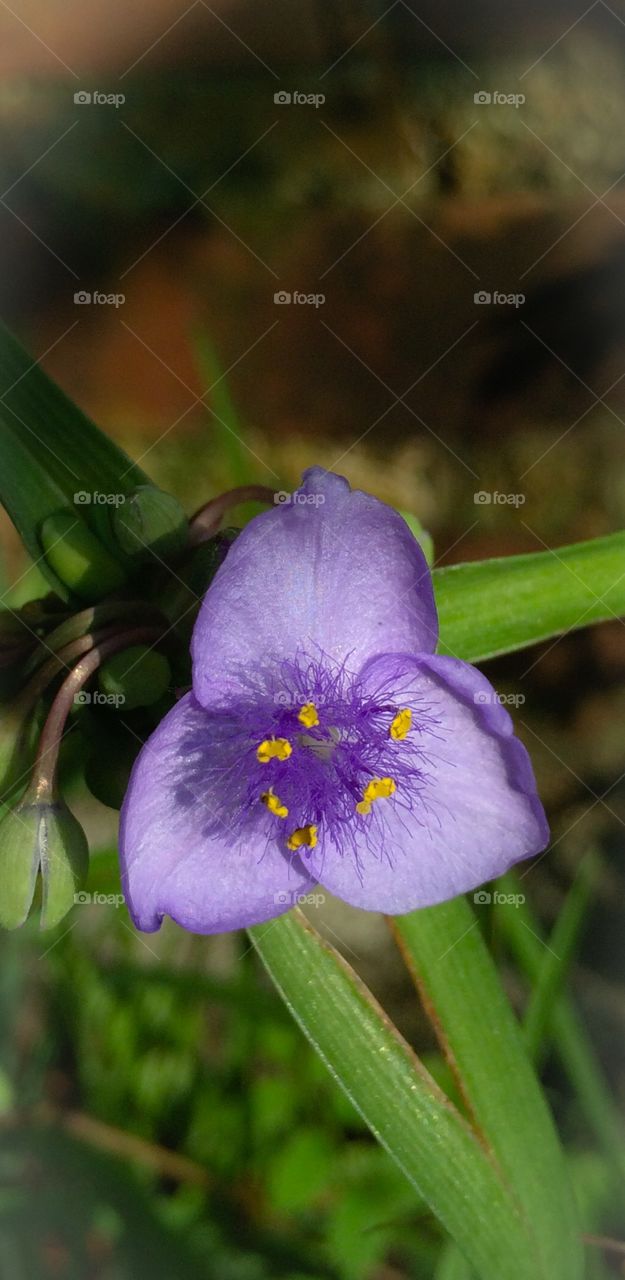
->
[159,530,238,641]
[40,512,127,601]
[0,697,43,806]
[400,511,434,567]
[98,645,171,710]
[112,486,189,565]
[0,796,88,930]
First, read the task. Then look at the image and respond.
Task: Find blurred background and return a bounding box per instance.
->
[1,2,625,1276]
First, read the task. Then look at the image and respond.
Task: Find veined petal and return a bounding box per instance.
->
[119,693,316,933]
[192,468,437,708]
[309,653,548,913]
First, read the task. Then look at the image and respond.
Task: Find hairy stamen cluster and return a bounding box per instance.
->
[183,653,440,862]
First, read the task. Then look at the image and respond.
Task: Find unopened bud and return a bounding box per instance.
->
[98,645,171,710]
[0,697,43,806]
[400,511,434,567]
[0,796,88,930]
[160,530,238,638]
[112,486,188,565]
[40,512,126,601]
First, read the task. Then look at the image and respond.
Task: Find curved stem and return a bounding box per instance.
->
[28,626,161,802]
[189,484,275,545]
[22,600,167,680]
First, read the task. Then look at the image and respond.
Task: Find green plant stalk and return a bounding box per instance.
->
[192,331,255,486]
[430,860,602,1280]
[433,531,625,662]
[521,855,599,1061]
[250,910,552,1280]
[498,874,625,1188]
[391,899,581,1280]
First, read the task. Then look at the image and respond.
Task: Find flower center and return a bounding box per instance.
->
[183,652,438,861]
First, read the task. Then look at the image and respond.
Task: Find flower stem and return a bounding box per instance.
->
[188,485,275,544]
[27,626,161,803]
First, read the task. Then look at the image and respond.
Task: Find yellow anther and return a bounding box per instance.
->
[356,776,397,815]
[297,702,319,729]
[286,824,318,851]
[390,708,412,740]
[261,788,289,819]
[256,737,292,764]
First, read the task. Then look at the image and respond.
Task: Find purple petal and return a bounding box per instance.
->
[119,693,316,933]
[308,653,548,913]
[192,468,437,708]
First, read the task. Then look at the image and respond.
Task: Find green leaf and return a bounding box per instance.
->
[391,899,582,1280]
[521,854,599,1061]
[497,873,625,1188]
[193,331,256,487]
[250,909,551,1280]
[433,531,625,662]
[0,322,151,580]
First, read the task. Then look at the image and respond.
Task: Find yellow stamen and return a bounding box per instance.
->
[286,824,318,851]
[390,708,412,740]
[261,788,289,819]
[297,702,319,728]
[256,737,292,764]
[356,776,397,815]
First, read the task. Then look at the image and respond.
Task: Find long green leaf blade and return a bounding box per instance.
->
[391,898,583,1280]
[0,323,150,557]
[250,909,546,1280]
[433,532,625,662]
[498,873,625,1187]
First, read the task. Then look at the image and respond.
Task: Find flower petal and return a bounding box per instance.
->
[192,468,437,708]
[309,653,548,913]
[119,693,316,933]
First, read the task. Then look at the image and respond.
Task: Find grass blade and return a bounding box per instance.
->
[251,909,554,1280]
[433,532,625,662]
[391,897,583,1280]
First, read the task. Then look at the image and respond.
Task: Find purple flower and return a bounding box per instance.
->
[119,469,548,933]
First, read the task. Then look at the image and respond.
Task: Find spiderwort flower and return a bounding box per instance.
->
[120,469,548,933]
